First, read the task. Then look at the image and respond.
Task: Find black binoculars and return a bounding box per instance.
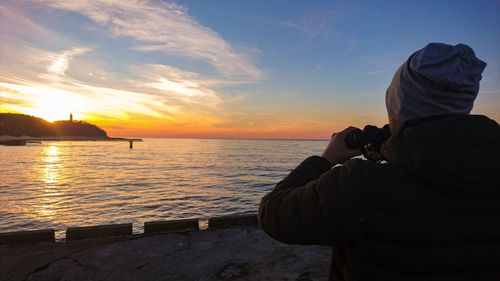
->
[345,124,391,159]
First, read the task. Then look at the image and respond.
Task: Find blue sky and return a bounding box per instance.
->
[0,0,499,138]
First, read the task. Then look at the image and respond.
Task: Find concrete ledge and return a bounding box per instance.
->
[0,229,54,245]
[144,219,199,234]
[208,214,258,229]
[66,223,132,241]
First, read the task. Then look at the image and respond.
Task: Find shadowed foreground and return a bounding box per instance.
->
[0,225,330,281]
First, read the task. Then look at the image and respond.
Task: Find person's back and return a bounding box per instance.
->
[258,43,500,280]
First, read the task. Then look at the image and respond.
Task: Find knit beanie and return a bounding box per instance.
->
[385,43,487,123]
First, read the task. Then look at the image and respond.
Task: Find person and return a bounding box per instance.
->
[258,43,500,281]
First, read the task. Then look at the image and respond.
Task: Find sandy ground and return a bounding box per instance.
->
[0,225,331,281]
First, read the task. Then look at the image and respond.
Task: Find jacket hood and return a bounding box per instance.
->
[381,115,500,199]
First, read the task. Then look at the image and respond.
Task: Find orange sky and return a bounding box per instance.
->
[1,1,498,139]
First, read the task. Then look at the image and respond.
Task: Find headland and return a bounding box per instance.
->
[0,113,142,144]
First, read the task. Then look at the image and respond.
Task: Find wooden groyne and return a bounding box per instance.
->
[0,214,257,246]
[0,215,331,281]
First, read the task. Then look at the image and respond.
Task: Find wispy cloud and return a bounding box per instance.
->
[0,1,263,134]
[47,48,92,75]
[279,9,336,40]
[130,64,223,112]
[0,46,226,123]
[34,0,262,79]
[365,69,385,76]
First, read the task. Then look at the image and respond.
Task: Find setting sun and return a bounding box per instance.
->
[26,87,83,122]
[0,0,498,138]
[0,82,87,122]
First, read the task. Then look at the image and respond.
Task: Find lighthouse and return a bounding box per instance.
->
[70,113,73,122]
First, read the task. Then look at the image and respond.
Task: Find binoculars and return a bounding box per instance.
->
[345,124,391,159]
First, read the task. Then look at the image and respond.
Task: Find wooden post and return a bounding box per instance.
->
[129,140,133,149]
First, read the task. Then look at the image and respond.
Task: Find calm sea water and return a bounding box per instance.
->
[0,138,326,239]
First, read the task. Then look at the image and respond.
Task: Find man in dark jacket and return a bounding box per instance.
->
[258,43,500,281]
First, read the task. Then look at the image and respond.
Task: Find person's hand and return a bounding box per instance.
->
[364,143,383,161]
[321,126,362,166]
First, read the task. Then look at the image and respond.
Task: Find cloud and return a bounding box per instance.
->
[34,0,262,79]
[279,9,336,39]
[0,78,181,123]
[138,66,219,103]
[127,64,225,114]
[0,3,72,79]
[0,86,35,107]
[0,1,264,134]
[0,2,65,44]
[47,48,92,75]
[0,43,92,84]
[365,70,385,76]
[0,40,225,125]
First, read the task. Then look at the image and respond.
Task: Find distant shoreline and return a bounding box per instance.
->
[0,135,143,142]
[0,134,329,142]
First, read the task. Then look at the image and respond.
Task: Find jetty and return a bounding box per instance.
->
[0,214,330,281]
[0,139,27,146]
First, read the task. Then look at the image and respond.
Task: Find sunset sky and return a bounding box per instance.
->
[1,0,499,139]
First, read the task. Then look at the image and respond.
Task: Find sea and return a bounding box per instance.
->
[0,138,327,239]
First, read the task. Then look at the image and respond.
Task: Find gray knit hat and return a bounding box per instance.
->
[386,43,487,123]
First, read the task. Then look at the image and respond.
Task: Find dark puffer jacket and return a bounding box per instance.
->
[259,115,500,281]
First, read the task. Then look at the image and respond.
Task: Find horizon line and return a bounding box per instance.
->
[112,136,329,142]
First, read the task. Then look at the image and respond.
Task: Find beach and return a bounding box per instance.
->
[0,225,331,281]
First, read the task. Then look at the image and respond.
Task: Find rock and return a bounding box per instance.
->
[0,226,331,281]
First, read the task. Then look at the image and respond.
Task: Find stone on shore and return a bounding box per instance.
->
[0,225,331,281]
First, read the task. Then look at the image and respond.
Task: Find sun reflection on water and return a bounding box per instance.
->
[1,139,327,239]
[41,145,63,184]
[36,144,64,220]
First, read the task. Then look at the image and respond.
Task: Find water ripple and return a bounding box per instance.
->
[0,138,326,238]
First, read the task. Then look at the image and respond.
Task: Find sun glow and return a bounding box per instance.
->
[0,82,87,122]
[28,88,82,122]
[31,99,74,122]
